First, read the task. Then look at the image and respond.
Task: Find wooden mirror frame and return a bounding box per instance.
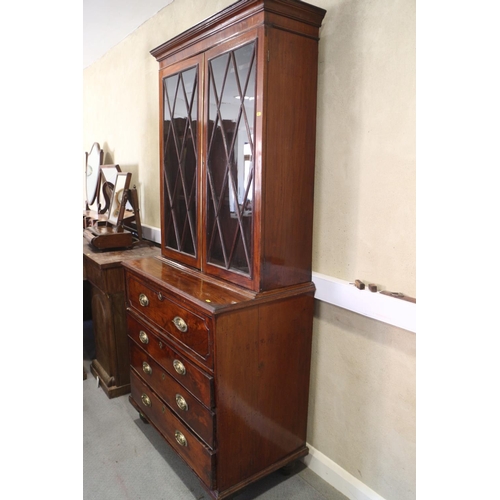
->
[107,172,132,226]
[85,142,103,208]
[99,164,122,214]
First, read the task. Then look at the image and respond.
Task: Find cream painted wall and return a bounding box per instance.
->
[83,1,416,500]
[307,4,415,499]
[309,302,415,500]
[83,0,236,228]
[314,0,415,299]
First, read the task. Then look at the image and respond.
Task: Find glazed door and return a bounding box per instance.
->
[160,55,203,268]
[203,34,259,288]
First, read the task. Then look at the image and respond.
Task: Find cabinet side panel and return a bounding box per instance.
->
[215,293,314,491]
[109,291,130,386]
[261,28,320,289]
[90,287,113,377]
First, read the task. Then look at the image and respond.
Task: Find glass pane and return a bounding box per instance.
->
[206,41,256,275]
[163,66,198,257]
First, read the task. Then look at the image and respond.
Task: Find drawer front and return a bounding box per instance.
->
[130,342,215,448]
[130,370,215,489]
[127,313,214,409]
[127,274,212,364]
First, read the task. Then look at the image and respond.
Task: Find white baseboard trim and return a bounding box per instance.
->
[140,226,415,333]
[141,224,161,244]
[302,444,386,500]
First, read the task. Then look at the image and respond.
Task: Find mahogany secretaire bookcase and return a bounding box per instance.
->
[122,0,326,497]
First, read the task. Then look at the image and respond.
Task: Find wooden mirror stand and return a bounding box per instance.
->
[83,143,146,250]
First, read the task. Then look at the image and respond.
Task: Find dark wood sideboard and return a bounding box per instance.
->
[83,239,160,398]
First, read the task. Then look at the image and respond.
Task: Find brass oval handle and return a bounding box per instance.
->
[141,393,151,407]
[139,330,149,344]
[142,361,152,376]
[174,430,187,447]
[139,293,149,307]
[172,316,187,332]
[175,394,189,412]
[173,359,186,376]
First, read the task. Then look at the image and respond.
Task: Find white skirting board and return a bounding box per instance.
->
[141,225,416,333]
[141,224,162,244]
[302,444,386,500]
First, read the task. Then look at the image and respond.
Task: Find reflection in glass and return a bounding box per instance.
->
[206,41,256,276]
[162,66,198,257]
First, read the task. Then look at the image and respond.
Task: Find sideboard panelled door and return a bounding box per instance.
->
[159,55,204,269]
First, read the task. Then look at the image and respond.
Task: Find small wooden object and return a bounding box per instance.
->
[355,279,365,290]
[380,291,416,303]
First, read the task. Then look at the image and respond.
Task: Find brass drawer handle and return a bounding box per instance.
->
[141,393,151,407]
[173,359,186,376]
[139,330,149,344]
[172,316,188,332]
[139,293,149,307]
[175,394,189,412]
[174,430,187,447]
[142,361,152,376]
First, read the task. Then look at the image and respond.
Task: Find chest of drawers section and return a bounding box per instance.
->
[125,271,218,489]
[128,313,215,448]
[123,256,316,499]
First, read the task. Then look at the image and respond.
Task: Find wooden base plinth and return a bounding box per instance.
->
[90,360,130,398]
